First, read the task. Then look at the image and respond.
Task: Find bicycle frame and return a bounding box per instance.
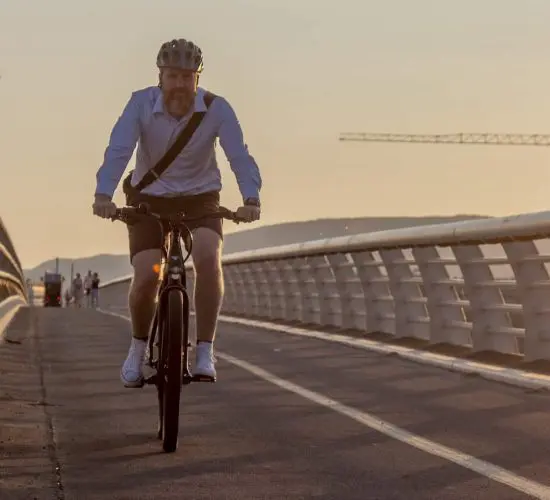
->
[112,203,240,388]
[110,204,241,451]
[146,219,194,385]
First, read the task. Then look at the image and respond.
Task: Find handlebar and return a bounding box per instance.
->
[110,204,243,225]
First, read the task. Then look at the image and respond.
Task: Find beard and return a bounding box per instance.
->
[164,88,194,116]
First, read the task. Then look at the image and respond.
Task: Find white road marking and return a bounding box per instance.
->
[219,352,550,499]
[99,309,550,499]
[216,314,550,391]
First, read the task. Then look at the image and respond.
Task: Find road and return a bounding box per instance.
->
[2,307,550,499]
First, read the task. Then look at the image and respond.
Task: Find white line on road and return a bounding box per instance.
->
[216,314,550,391]
[219,352,550,499]
[99,309,550,499]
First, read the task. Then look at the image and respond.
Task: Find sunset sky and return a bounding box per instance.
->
[2,0,550,268]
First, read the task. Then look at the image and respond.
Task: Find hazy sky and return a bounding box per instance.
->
[2,0,550,268]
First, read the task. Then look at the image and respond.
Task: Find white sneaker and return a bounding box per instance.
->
[194,342,216,380]
[121,338,147,388]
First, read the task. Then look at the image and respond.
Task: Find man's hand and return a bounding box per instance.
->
[93,194,117,219]
[236,199,261,223]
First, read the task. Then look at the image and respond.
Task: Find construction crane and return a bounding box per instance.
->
[339,132,550,147]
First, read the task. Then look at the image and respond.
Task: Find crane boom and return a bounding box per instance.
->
[339,132,550,147]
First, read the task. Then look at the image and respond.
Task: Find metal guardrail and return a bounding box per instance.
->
[100,209,550,361]
[0,216,27,337]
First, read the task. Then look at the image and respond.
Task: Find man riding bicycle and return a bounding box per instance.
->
[92,38,262,388]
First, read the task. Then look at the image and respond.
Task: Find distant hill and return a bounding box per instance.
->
[24,254,132,287]
[23,214,489,284]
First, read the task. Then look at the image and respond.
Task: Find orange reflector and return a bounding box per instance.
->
[152,264,161,274]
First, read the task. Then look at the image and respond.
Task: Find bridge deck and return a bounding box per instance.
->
[2,307,550,499]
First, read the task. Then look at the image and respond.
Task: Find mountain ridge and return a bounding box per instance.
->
[23,214,489,283]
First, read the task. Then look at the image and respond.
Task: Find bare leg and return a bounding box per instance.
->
[191,228,224,342]
[120,249,163,387]
[191,228,223,380]
[129,249,162,340]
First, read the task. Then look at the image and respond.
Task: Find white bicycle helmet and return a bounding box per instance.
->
[156,39,204,73]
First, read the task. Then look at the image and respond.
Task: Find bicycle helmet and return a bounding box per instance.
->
[156,39,204,73]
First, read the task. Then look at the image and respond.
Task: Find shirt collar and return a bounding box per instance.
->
[153,87,207,116]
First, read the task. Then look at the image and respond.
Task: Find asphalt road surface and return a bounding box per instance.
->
[3,307,550,499]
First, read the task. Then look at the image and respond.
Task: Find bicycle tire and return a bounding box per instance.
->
[149,312,164,441]
[160,289,184,453]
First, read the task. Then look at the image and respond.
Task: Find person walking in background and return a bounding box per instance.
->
[91,272,100,308]
[72,273,84,308]
[26,279,34,306]
[84,270,93,307]
[64,288,72,307]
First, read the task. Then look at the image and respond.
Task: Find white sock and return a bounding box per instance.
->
[130,337,147,354]
[197,341,213,357]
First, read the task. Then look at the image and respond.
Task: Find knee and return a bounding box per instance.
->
[192,228,223,277]
[194,253,222,278]
[130,251,161,299]
[132,266,159,292]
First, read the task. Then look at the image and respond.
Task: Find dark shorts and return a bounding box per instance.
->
[127,190,223,262]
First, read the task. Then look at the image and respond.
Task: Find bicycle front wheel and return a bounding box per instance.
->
[160,289,184,453]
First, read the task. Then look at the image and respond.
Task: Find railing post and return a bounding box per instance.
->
[254,261,272,318]
[263,260,286,321]
[502,240,550,360]
[278,258,302,323]
[294,257,316,325]
[412,246,470,346]
[452,245,519,354]
[269,260,291,321]
[309,255,340,327]
[221,265,241,315]
[238,262,259,317]
[350,251,394,334]
[244,261,264,317]
[327,253,365,330]
[380,249,429,339]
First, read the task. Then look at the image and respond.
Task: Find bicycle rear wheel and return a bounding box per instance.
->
[159,289,184,453]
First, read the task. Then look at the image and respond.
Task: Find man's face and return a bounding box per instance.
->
[159,67,198,118]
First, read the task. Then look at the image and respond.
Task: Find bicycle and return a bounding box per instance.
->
[111,203,241,453]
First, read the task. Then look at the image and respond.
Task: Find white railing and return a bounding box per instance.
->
[0,216,27,336]
[100,210,550,361]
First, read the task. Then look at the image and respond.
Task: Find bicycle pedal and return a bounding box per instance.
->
[144,374,158,385]
[191,374,216,383]
[124,380,145,389]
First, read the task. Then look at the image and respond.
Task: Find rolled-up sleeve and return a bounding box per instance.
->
[95,93,141,198]
[217,98,262,200]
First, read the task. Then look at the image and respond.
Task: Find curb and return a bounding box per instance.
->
[217,314,550,392]
[0,296,27,343]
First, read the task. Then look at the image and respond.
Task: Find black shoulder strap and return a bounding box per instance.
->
[133,91,217,192]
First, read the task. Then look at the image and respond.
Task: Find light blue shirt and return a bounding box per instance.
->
[95,86,262,200]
